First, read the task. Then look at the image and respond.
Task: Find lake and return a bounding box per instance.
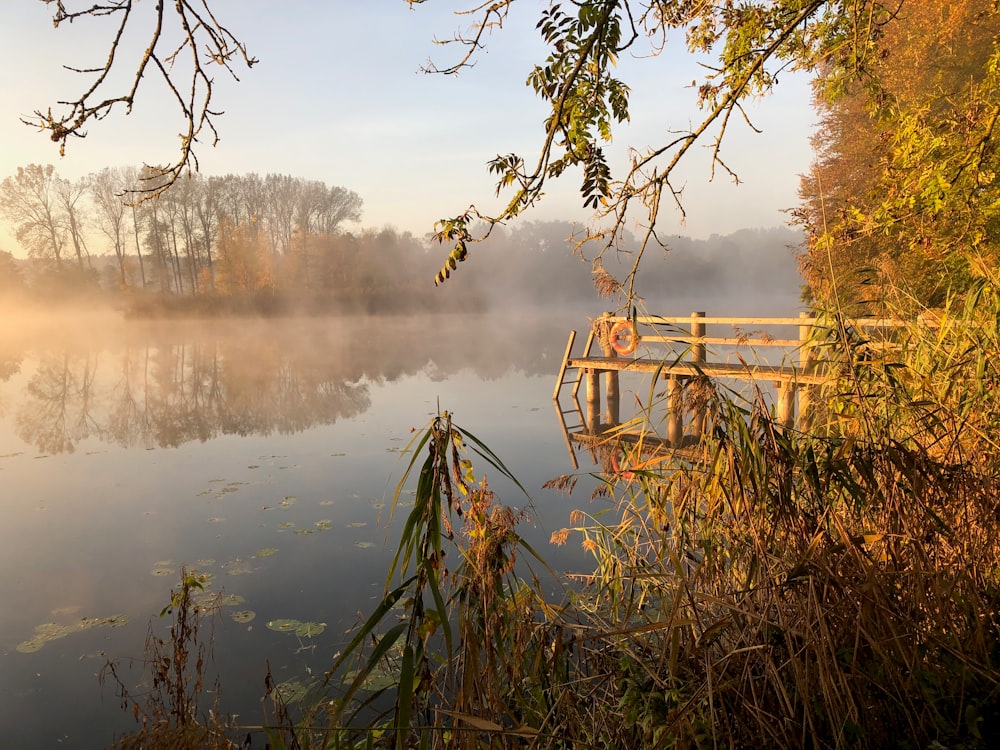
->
[0,297,801,748]
[0,309,621,748]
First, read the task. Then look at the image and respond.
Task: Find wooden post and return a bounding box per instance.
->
[691,311,706,364]
[586,368,601,434]
[777,380,795,429]
[667,375,684,447]
[599,313,620,426]
[690,311,706,439]
[797,312,815,431]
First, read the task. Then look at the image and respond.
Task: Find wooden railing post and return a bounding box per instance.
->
[599,312,620,426]
[667,375,684,447]
[691,311,706,364]
[690,311,706,439]
[777,381,795,429]
[797,311,815,431]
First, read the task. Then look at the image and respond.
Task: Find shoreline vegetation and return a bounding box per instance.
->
[102,280,1000,749]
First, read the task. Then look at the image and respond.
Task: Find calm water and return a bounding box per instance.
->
[0,294,804,748]
[0,311,610,748]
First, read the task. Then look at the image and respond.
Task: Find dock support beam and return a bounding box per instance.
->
[600,313,620,427]
[777,381,795,429]
[667,375,684,447]
[585,368,601,434]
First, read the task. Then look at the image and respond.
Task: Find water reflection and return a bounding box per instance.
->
[2,314,575,454]
[0,311,597,749]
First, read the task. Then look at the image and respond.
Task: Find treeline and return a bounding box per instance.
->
[0,162,803,316]
[0,165,434,315]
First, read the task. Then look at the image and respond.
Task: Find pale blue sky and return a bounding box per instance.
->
[0,2,817,257]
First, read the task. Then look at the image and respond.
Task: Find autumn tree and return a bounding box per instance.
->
[213,218,273,297]
[54,174,92,270]
[797,0,1000,310]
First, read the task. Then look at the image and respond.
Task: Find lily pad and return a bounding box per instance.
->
[224,559,254,576]
[355,541,376,549]
[346,522,367,529]
[274,679,312,704]
[342,640,403,691]
[231,610,256,624]
[16,614,129,653]
[151,568,175,577]
[315,520,333,531]
[256,548,279,558]
[279,496,296,508]
[296,621,326,637]
[266,619,326,637]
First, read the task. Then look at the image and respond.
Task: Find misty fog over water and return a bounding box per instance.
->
[0,230,805,748]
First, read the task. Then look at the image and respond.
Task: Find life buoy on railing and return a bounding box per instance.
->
[611,448,636,481]
[609,320,638,355]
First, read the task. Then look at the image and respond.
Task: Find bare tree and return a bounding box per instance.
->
[54,175,92,270]
[91,167,132,287]
[264,174,301,257]
[0,164,67,268]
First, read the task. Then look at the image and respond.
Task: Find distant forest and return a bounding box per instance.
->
[0,165,803,316]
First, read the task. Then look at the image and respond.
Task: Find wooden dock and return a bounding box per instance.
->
[552,312,822,468]
[552,311,942,470]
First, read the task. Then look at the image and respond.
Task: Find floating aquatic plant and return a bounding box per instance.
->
[17,614,128,653]
[266,619,326,637]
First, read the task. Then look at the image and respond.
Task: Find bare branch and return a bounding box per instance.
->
[28,0,257,204]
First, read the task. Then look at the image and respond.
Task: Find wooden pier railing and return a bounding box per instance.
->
[553,312,825,461]
[552,311,936,468]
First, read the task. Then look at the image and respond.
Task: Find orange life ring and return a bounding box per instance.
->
[611,448,636,481]
[609,320,637,355]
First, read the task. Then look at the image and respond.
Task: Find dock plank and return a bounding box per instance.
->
[565,356,826,384]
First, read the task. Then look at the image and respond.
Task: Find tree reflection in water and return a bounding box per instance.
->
[5,313,576,454]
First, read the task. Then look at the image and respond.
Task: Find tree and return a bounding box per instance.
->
[0,164,67,268]
[797,0,1000,310]
[54,174,92,270]
[92,167,133,288]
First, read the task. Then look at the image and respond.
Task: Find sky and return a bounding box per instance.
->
[0,1,818,258]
